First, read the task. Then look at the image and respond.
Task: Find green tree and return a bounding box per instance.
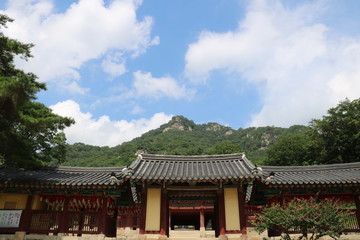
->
[254,197,352,240]
[266,134,313,166]
[309,98,360,164]
[206,140,243,154]
[0,14,74,169]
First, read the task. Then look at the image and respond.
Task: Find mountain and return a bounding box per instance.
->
[63,115,308,167]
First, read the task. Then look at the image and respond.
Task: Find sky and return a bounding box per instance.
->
[1,0,360,147]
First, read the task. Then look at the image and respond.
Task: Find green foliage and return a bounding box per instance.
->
[206,141,243,154]
[0,14,74,169]
[254,198,352,240]
[266,134,313,166]
[266,98,360,166]
[63,115,308,167]
[309,98,360,164]
[64,97,360,167]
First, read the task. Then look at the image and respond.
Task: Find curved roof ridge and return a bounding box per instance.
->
[129,153,256,182]
[48,166,125,173]
[140,152,245,161]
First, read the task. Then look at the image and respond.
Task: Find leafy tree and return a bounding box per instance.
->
[254,197,352,240]
[266,134,313,166]
[265,98,360,166]
[206,140,243,155]
[0,14,74,169]
[309,98,360,164]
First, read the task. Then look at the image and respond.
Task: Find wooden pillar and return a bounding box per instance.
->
[200,203,206,238]
[59,196,70,234]
[214,197,219,237]
[354,195,360,228]
[218,187,227,239]
[159,187,168,239]
[238,184,247,237]
[200,209,205,229]
[169,210,172,232]
[19,194,33,232]
[139,185,147,235]
[137,213,141,230]
[99,197,108,235]
[124,207,133,236]
[116,212,125,236]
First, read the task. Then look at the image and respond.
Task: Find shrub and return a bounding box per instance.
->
[253,197,353,240]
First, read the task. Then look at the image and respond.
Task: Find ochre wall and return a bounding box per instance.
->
[145,188,161,231]
[31,195,46,210]
[224,188,240,231]
[0,194,28,209]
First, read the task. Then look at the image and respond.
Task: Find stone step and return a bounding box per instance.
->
[169,230,216,240]
[169,238,218,240]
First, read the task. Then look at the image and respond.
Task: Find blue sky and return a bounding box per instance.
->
[1,0,360,146]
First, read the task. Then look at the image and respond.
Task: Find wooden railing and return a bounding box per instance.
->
[29,211,60,233]
[27,210,116,237]
[67,212,99,233]
[245,206,263,227]
[341,210,360,232]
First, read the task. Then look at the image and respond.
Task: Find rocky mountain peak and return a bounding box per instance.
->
[162,115,195,132]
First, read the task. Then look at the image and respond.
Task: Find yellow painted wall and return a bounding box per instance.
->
[0,194,28,209]
[145,188,161,231]
[224,188,240,231]
[31,195,46,210]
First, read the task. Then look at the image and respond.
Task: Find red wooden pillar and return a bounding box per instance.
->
[218,187,226,238]
[19,194,33,232]
[200,209,205,229]
[120,214,126,228]
[124,207,133,236]
[139,185,147,235]
[238,184,247,237]
[169,210,172,231]
[59,196,70,234]
[354,195,360,228]
[159,187,168,238]
[136,213,141,230]
[200,202,206,238]
[99,197,108,235]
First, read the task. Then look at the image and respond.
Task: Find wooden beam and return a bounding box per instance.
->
[166,186,218,191]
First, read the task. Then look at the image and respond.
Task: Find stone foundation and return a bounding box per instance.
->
[1,232,359,240]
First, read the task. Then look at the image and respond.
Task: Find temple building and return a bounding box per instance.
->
[0,153,359,240]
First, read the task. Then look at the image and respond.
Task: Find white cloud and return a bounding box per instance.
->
[1,0,157,82]
[130,105,145,114]
[185,0,360,127]
[60,81,90,95]
[101,54,127,78]
[129,71,195,100]
[51,100,172,147]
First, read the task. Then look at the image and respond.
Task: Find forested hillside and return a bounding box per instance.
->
[63,116,308,167]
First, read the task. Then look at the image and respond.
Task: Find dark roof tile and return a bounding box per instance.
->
[0,166,126,187]
[128,153,257,182]
[261,162,360,186]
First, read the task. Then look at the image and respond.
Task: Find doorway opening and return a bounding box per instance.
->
[171,212,200,230]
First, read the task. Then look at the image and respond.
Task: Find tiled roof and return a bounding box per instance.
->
[0,166,126,187]
[260,162,360,186]
[128,153,258,182]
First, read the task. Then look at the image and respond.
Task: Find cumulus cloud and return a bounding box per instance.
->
[185,0,360,127]
[51,100,172,147]
[1,0,157,82]
[131,71,195,100]
[101,53,127,78]
[60,81,90,95]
